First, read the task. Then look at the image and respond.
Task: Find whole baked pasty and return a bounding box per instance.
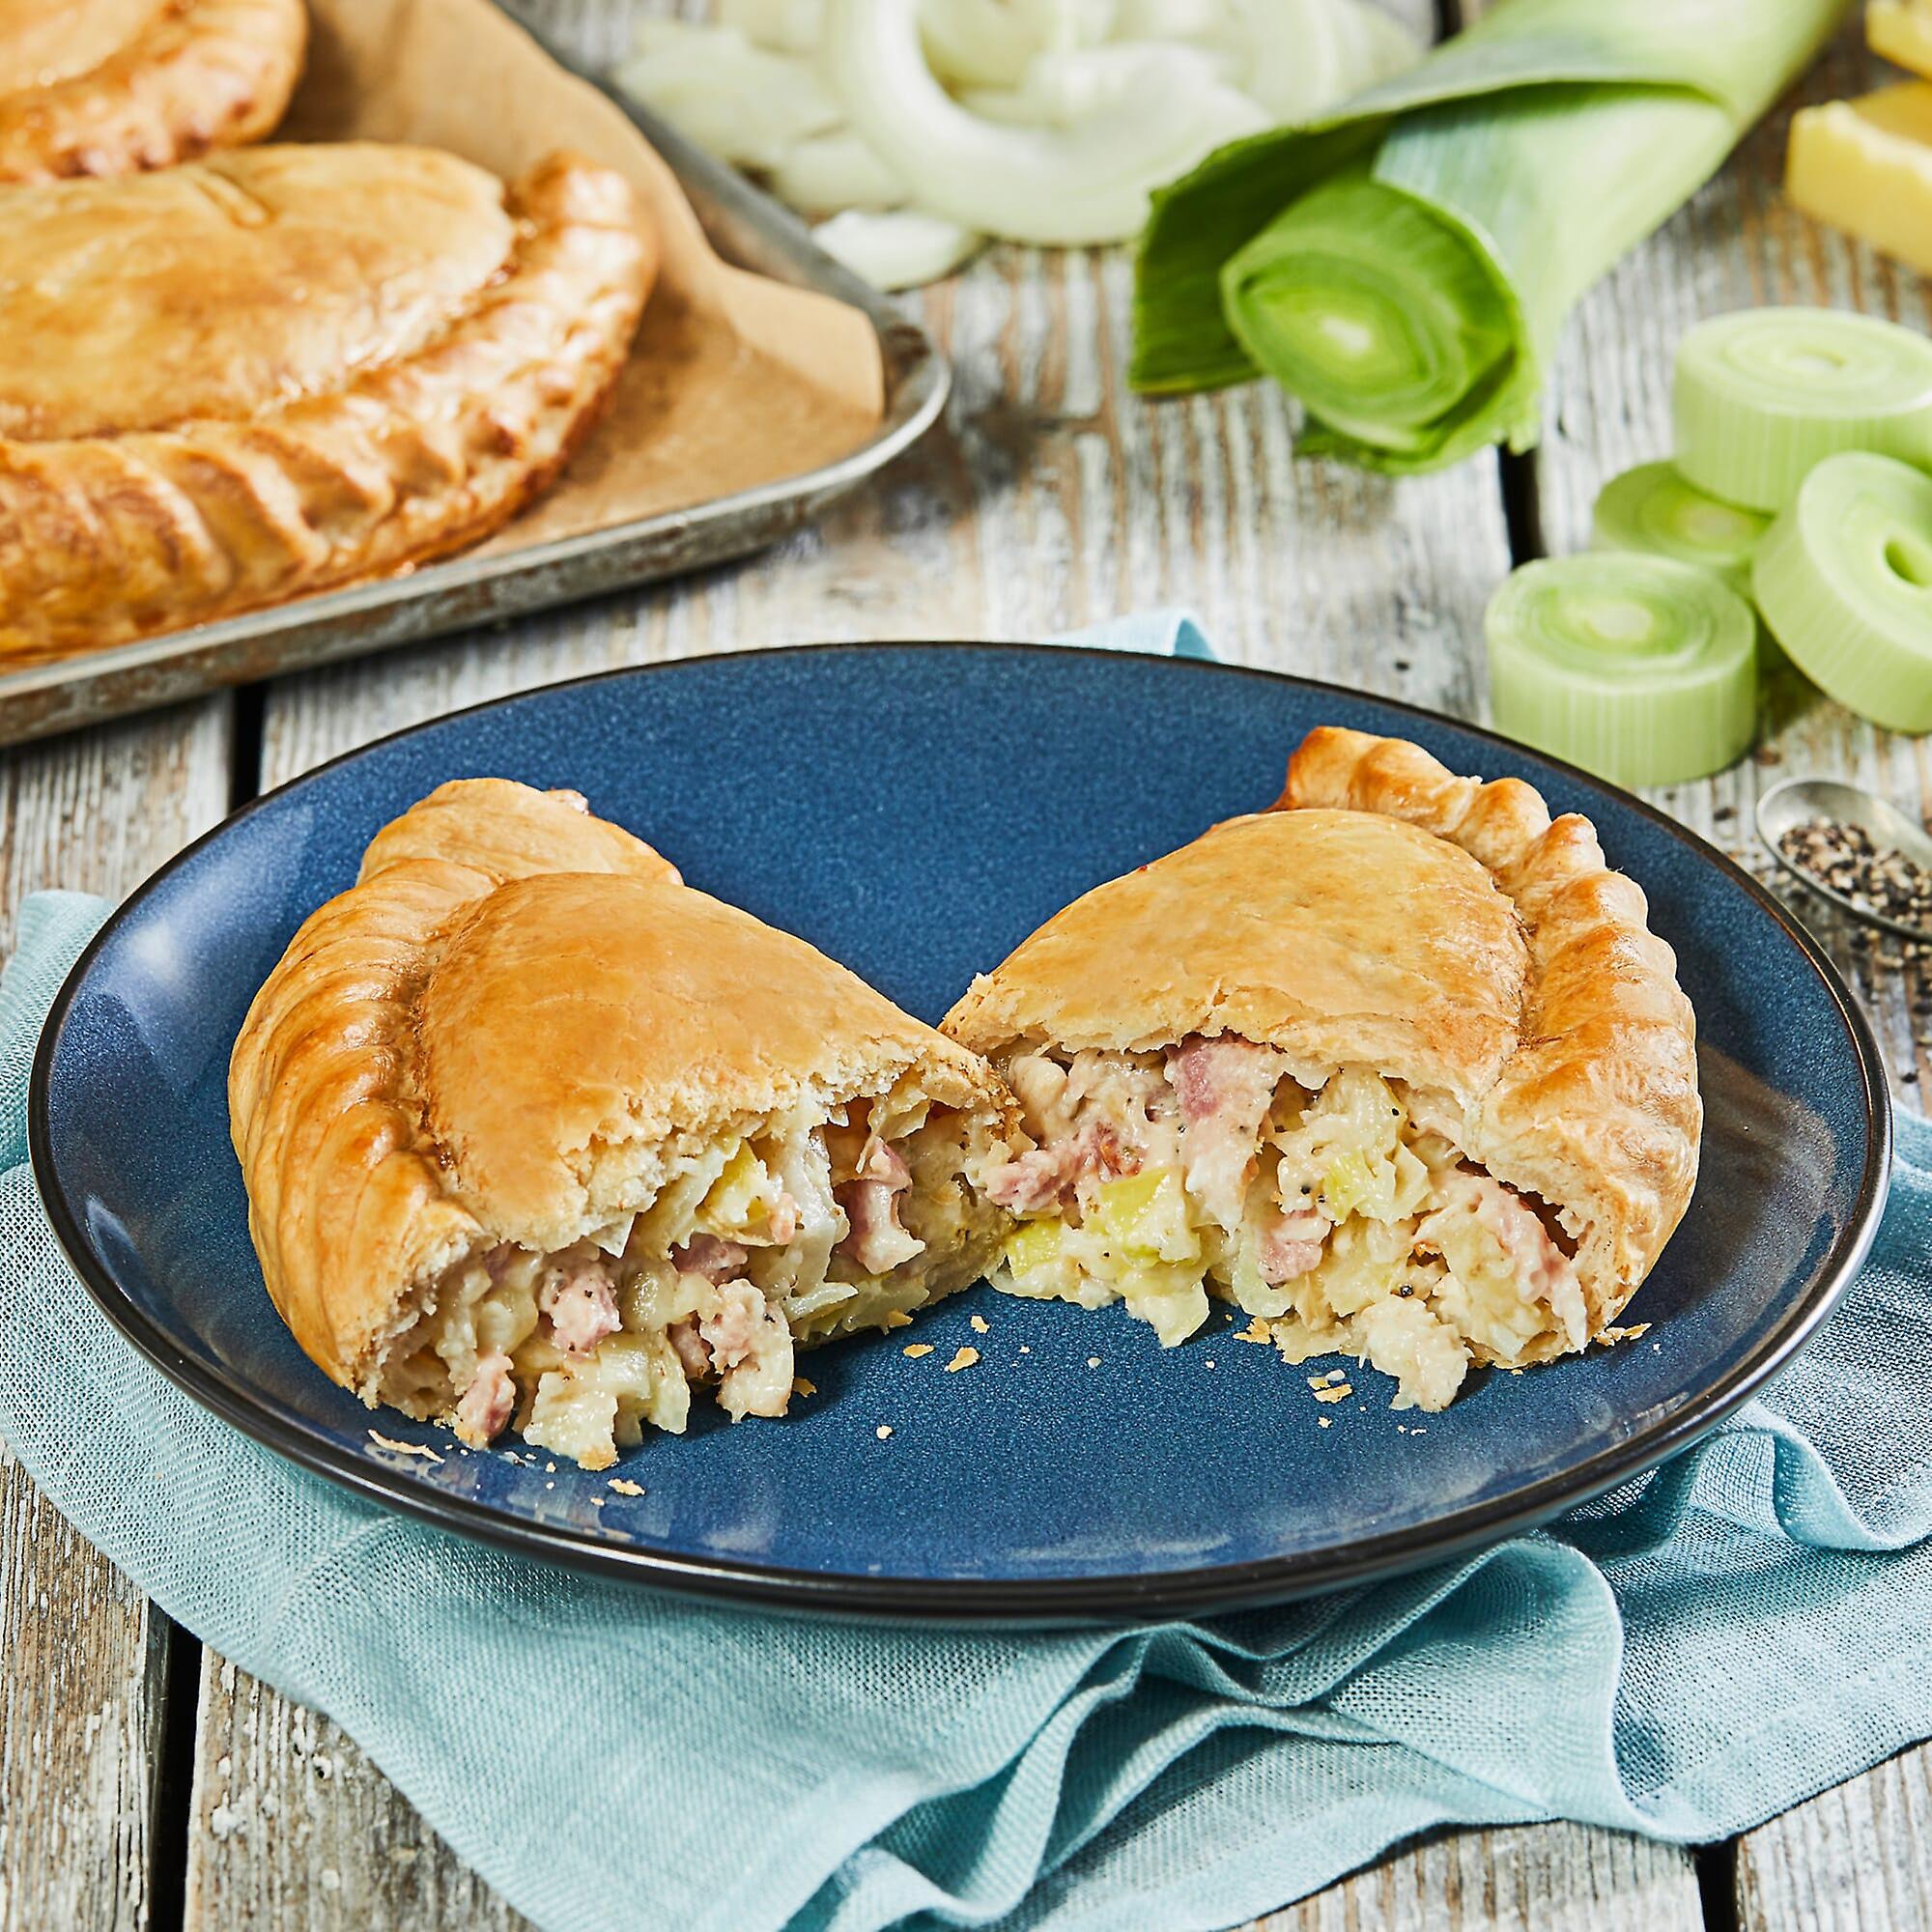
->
[0,0,304,182]
[944,727,1701,1410]
[230,781,1016,1470]
[0,143,651,659]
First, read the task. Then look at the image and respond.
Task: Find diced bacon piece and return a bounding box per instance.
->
[668,1317,712,1380]
[1165,1034,1286,1229]
[834,1135,924,1275]
[453,1350,516,1446]
[982,1121,1136,1214]
[1259,1207,1330,1284]
[539,1258,620,1355]
[1446,1171,1588,1348]
[766,1193,800,1244]
[672,1234,750,1282]
[856,1134,911,1189]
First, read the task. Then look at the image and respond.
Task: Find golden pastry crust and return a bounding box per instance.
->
[0,0,305,183]
[230,780,1010,1394]
[0,143,653,659]
[1279,726,1701,1326]
[945,725,1701,1333]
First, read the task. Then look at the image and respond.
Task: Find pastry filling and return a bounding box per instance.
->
[376,1095,1003,1469]
[980,1037,1590,1410]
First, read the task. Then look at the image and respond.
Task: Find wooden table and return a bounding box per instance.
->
[3,2,1929,1926]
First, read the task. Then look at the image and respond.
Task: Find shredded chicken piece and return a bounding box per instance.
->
[699,1280,793,1418]
[1166,1034,1286,1229]
[539,1258,620,1355]
[1441,1170,1589,1348]
[1006,1051,1073,1140]
[453,1350,516,1445]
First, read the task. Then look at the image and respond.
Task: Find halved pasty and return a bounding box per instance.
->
[230,780,1016,1470]
[943,727,1701,1410]
[0,142,651,658]
[0,0,305,183]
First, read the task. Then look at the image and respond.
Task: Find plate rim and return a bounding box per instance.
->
[28,642,1895,1624]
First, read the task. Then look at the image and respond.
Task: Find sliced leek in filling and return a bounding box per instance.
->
[980,1037,1590,1410]
[376,1093,1005,1469]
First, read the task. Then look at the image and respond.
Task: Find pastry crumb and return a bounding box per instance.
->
[607,1478,645,1496]
[1318,1416,1332,1429]
[368,1431,442,1464]
[1313,1384,1352,1405]
[792,1376,817,1397]
[1236,1318,1271,1345]
[1086,1355,1101,1368]
[903,1343,935,1358]
[1019,1345,1031,1354]
[884,1310,913,1329]
[970,1314,990,1334]
[1205,1359,1215,1369]
[875,1425,894,1439]
[1597,1322,1653,1346]
[945,1347,980,1373]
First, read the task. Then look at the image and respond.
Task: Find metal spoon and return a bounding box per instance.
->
[1756,775,1932,944]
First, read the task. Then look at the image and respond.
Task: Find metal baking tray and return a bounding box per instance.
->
[0,24,948,748]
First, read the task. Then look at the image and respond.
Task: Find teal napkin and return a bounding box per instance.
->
[3,616,1930,1932]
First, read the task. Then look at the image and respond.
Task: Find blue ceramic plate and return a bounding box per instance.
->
[31,646,1889,1621]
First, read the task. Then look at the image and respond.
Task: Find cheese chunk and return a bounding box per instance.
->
[1872,0,1932,79]
[1787,84,1932,277]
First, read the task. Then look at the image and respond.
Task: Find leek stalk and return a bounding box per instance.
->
[1133,0,1851,473]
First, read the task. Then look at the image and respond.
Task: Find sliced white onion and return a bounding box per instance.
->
[812,208,985,288]
[919,0,1116,88]
[771,128,907,213]
[826,0,1268,244]
[962,43,1241,128]
[618,23,840,172]
[1237,0,1420,124]
[717,0,826,54]
[1108,0,1232,43]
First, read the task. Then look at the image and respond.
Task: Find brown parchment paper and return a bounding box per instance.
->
[280,0,886,550]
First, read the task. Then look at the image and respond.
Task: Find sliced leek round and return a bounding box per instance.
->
[1752,450,1932,732]
[1591,461,1770,594]
[1673,307,1932,511]
[1486,554,1758,785]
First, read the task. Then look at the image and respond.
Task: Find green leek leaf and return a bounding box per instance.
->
[1133,0,1851,473]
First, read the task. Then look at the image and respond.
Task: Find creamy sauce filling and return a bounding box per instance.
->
[985,1044,1587,1410]
[379,1099,1000,1468]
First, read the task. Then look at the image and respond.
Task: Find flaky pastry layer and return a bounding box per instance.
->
[0,0,305,183]
[0,145,653,657]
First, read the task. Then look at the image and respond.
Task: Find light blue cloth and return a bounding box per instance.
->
[2,612,1930,1932]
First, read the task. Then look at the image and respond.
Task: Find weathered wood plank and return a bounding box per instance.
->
[1245,1823,1704,1932]
[1735,1741,1932,1932]
[184,1661,532,1932]
[0,699,233,1932]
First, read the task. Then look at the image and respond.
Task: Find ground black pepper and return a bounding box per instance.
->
[1778,816,1932,952]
